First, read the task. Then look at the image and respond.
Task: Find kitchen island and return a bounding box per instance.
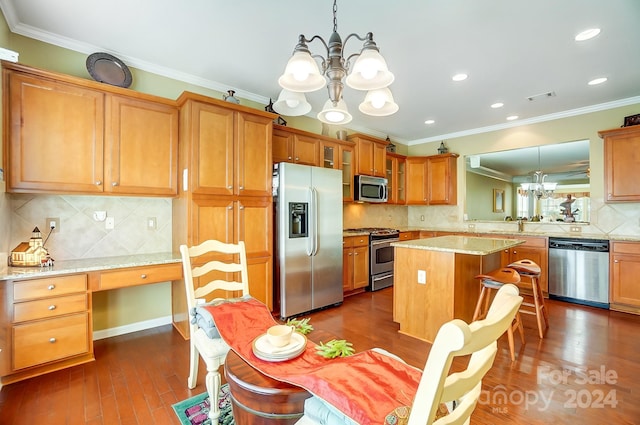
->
[391,235,524,342]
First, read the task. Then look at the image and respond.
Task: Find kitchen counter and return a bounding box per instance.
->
[392,235,524,342]
[0,252,182,281]
[392,235,524,255]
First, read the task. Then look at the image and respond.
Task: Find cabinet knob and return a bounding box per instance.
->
[227,185,233,189]
[295,157,300,161]
[140,274,147,279]
[513,250,517,254]
[614,259,619,263]
[48,284,55,290]
[355,252,359,256]
[48,305,56,310]
[49,338,57,343]
[112,182,118,187]
[348,253,353,256]
[288,156,292,160]
[239,186,244,190]
[239,205,244,210]
[228,205,233,210]
[95,181,102,186]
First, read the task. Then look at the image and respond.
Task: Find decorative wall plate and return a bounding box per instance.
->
[86,52,133,88]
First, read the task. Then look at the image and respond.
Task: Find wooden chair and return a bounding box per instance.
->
[507,259,549,339]
[472,267,525,361]
[296,284,523,425]
[180,240,250,421]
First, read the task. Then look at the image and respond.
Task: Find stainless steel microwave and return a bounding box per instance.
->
[354,175,388,203]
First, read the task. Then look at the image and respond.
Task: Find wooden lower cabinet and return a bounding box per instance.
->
[399,231,419,241]
[1,274,93,384]
[343,236,369,295]
[610,241,640,314]
[496,235,549,294]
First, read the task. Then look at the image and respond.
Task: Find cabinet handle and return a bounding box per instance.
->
[140,274,147,279]
[48,284,55,290]
[112,182,118,187]
[49,338,57,343]
[48,305,56,310]
[95,181,102,186]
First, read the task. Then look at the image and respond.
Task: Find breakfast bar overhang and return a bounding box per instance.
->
[391,235,524,342]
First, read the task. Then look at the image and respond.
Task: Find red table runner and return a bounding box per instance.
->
[203,297,422,424]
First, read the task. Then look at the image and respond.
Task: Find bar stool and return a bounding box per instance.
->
[472,267,525,361]
[507,259,549,339]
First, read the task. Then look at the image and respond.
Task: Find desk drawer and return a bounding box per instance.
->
[13,313,89,370]
[96,263,183,290]
[13,274,87,301]
[13,293,88,323]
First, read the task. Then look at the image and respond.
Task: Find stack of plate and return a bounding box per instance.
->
[252,332,307,362]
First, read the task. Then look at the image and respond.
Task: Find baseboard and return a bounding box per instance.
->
[93,315,173,340]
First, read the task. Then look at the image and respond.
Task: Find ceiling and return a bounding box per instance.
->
[1,0,639,145]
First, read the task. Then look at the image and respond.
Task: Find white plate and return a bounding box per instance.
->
[252,332,307,361]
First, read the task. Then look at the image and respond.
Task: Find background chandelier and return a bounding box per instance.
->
[520,148,558,199]
[273,0,398,125]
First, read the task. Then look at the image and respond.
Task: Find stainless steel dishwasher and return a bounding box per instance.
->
[548,237,609,309]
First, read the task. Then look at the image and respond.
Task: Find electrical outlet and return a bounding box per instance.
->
[420,215,425,221]
[147,217,157,230]
[570,226,581,233]
[468,223,476,231]
[46,217,60,233]
[417,270,426,284]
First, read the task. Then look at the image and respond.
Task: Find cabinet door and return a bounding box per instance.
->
[190,198,235,246]
[190,102,235,195]
[373,142,387,177]
[273,128,293,163]
[7,72,104,193]
[340,145,354,202]
[236,198,272,258]
[236,112,273,197]
[397,157,406,204]
[352,246,369,289]
[320,141,339,169]
[356,138,375,176]
[427,155,457,205]
[105,95,178,196]
[343,247,354,292]
[405,158,428,204]
[386,157,396,204]
[603,127,640,202]
[611,253,640,308]
[293,135,319,166]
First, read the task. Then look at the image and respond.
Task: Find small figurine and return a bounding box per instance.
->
[560,194,577,222]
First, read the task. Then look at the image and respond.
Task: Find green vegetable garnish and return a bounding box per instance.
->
[286,317,314,335]
[315,339,355,358]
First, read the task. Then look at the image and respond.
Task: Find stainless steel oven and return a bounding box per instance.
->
[345,228,399,291]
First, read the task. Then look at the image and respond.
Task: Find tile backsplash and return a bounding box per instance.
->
[7,194,172,261]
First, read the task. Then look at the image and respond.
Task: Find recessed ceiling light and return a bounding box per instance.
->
[425,119,435,125]
[506,115,519,121]
[588,77,608,85]
[452,73,468,82]
[491,102,504,109]
[575,28,601,41]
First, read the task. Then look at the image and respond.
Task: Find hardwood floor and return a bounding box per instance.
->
[1,288,639,424]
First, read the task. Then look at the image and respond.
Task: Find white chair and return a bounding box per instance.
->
[296,284,523,425]
[180,240,250,421]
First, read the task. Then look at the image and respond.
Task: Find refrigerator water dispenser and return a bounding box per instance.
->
[289,202,308,238]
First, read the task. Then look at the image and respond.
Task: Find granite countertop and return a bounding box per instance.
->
[392,235,524,255]
[0,252,182,281]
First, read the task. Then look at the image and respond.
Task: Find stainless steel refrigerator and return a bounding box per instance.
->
[273,162,344,319]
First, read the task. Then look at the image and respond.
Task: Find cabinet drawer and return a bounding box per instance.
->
[13,274,87,301]
[352,236,369,247]
[612,241,640,255]
[13,293,88,323]
[96,263,183,290]
[13,313,89,370]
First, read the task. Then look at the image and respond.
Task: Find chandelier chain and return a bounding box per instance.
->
[332,0,338,33]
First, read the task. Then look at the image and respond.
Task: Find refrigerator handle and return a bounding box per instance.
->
[305,187,315,256]
[310,187,319,256]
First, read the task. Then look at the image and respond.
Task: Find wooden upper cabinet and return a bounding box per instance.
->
[386,153,406,205]
[405,153,458,205]
[427,154,458,205]
[599,125,640,202]
[4,63,178,196]
[180,96,273,197]
[105,95,178,196]
[6,70,105,194]
[349,134,387,177]
[273,127,294,163]
[272,126,319,166]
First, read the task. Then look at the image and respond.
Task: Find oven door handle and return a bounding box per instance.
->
[371,272,394,282]
[371,238,399,246]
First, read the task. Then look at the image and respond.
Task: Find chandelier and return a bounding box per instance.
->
[519,148,558,199]
[273,0,398,125]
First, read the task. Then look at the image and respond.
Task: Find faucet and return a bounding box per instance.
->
[517,218,524,233]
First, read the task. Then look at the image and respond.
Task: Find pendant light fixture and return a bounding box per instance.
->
[274,0,398,125]
[520,147,558,199]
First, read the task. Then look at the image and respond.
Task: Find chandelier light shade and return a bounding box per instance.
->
[274,0,397,125]
[521,171,558,199]
[358,88,399,116]
[273,89,312,115]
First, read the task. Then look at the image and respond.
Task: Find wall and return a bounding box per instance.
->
[466,172,513,221]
